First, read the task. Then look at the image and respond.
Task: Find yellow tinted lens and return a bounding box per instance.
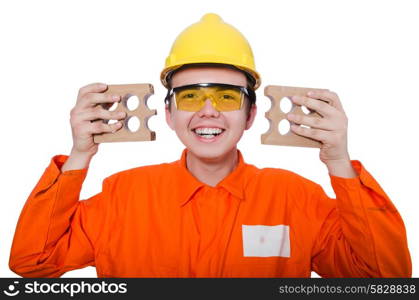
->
[214,88,242,111]
[175,88,204,111]
[174,86,244,111]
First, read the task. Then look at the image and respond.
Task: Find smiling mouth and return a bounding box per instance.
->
[192,127,225,139]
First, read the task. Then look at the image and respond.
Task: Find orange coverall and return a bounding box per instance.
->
[9,148,411,277]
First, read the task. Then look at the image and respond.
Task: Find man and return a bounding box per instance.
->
[9,13,411,277]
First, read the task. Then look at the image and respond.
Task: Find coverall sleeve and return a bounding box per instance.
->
[9,155,107,278]
[310,160,411,278]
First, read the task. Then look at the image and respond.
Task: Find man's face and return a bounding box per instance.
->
[165,66,257,160]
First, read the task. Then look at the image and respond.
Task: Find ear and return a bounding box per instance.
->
[165,103,175,130]
[245,104,257,130]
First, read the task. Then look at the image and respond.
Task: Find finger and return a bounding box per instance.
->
[307,90,344,112]
[290,124,328,143]
[78,82,108,98]
[291,95,337,118]
[80,93,121,108]
[79,108,126,122]
[286,113,334,130]
[88,120,124,135]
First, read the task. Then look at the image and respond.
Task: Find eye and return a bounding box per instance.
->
[180,92,197,99]
[221,94,236,100]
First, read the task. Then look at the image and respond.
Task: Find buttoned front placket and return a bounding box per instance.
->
[174,148,251,277]
[179,184,242,277]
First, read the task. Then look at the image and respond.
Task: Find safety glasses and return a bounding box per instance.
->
[165,83,254,112]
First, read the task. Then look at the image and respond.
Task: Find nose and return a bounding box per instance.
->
[197,98,220,117]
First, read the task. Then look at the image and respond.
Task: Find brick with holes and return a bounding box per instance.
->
[93,84,156,143]
[261,85,329,148]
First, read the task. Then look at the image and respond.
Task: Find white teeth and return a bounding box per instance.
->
[194,127,223,135]
[200,134,216,139]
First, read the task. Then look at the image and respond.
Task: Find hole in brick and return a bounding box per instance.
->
[101,101,118,112]
[279,97,292,113]
[108,119,118,125]
[278,119,290,135]
[125,95,140,111]
[126,116,140,132]
[108,102,118,111]
[301,106,311,115]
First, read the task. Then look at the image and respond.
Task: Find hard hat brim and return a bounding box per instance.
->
[161,63,261,90]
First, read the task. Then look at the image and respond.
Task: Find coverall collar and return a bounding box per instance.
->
[175,148,248,206]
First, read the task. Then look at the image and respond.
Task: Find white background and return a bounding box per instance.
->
[1,0,418,277]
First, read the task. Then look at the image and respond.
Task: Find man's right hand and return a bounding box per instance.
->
[62,83,126,172]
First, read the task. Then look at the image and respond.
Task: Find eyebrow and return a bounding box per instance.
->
[175,84,241,91]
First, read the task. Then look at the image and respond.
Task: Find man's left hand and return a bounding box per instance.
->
[286,90,357,178]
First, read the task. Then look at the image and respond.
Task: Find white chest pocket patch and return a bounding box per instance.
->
[242,225,290,257]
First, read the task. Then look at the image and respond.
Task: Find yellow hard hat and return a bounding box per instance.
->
[160,13,261,90]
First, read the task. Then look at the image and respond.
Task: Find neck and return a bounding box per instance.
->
[186,148,238,187]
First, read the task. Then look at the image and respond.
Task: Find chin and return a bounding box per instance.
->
[185,141,237,161]
[189,145,228,159]
[177,130,240,160]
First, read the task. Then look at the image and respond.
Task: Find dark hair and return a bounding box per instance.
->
[165,63,256,114]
